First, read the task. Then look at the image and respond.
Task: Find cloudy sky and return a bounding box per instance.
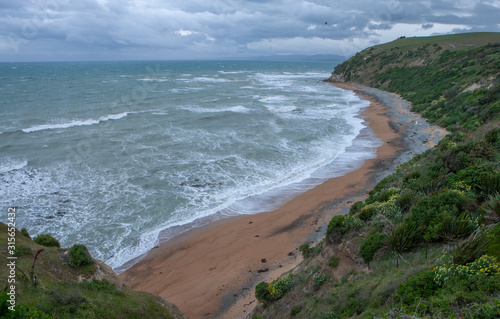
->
[0,0,499,61]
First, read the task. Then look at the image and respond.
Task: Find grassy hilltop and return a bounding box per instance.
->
[251,32,500,318]
[0,223,186,319]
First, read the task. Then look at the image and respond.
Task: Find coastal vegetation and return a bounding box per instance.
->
[252,32,500,318]
[0,223,186,319]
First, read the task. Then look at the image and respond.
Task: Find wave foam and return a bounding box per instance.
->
[0,159,28,174]
[22,112,131,133]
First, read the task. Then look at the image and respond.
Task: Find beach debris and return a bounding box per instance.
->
[254,235,259,237]
[257,268,269,273]
[261,258,267,263]
[288,251,295,256]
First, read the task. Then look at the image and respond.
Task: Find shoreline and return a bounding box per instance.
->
[119,83,446,319]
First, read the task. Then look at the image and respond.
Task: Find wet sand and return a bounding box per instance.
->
[119,82,446,319]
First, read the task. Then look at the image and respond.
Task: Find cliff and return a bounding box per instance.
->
[251,32,500,318]
[0,222,187,318]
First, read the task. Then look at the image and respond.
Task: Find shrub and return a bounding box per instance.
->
[255,282,272,302]
[377,187,400,202]
[341,297,366,317]
[396,189,417,212]
[437,212,477,241]
[487,223,500,261]
[433,254,500,286]
[407,190,470,242]
[0,292,50,318]
[359,232,387,264]
[313,273,327,288]
[33,234,60,248]
[299,244,310,256]
[359,205,376,221]
[448,164,497,195]
[328,256,340,268]
[349,201,364,215]
[68,244,93,267]
[387,222,418,254]
[485,127,500,146]
[299,243,322,258]
[268,274,295,299]
[451,226,491,265]
[327,215,346,237]
[481,192,500,220]
[480,175,500,199]
[396,270,440,304]
[343,215,364,232]
[21,228,31,239]
[462,298,500,319]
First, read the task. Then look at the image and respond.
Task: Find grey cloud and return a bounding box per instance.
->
[0,0,499,61]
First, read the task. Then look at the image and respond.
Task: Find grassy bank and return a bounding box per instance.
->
[251,32,500,319]
[0,223,186,318]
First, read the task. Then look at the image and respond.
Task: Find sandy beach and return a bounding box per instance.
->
[119,82,447,319]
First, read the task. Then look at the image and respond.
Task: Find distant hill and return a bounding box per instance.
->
[217,54,346,62]
[378,32,500,51]
[251,54,346,62]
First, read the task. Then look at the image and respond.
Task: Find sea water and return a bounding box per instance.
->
[0,60,379,272]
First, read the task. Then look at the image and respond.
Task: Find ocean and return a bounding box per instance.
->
[0,60,380,272]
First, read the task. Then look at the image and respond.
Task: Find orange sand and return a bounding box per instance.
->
[119,83,434,318]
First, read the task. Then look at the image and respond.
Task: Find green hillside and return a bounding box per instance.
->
[251,33,500,318]
[376,32,500,51]
[0,223,186,319]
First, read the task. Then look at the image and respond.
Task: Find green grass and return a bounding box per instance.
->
[375,32,500,51]
[282,246,444,318]
[8,281,175,319]
[0,223,178,318]
[255,35,500,319]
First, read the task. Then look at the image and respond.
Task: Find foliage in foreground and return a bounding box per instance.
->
[0,224,180,319]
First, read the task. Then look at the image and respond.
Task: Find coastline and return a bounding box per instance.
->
[119,83,447,319]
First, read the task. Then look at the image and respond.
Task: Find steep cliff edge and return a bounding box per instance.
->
[251,33,500,319]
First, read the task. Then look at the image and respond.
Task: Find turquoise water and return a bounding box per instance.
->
[0,60,378,271]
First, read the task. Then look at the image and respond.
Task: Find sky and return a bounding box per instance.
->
[0,0,499,62]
